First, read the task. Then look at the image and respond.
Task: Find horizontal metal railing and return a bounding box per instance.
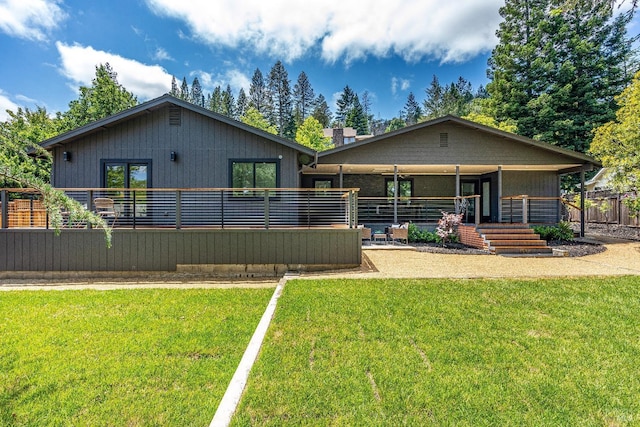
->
[358,195,480,224]
[501,195,562,224]
[0,188,359,229]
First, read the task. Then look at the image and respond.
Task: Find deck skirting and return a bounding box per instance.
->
[0,228,361,273]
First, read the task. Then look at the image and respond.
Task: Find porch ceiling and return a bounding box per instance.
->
[302,163,582,175]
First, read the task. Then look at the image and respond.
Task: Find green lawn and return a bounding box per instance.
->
[0,288,273,426]
[232,277,640,426]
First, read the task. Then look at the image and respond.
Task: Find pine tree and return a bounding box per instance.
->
[179,77,189,101]
[335,85,355,126]
[249,68,271,118]
[169,76,179,97]
[190,77,204,107]
[423,75,444,119]
[208,86,223,114]
[345,94,368,135]
[361,90,374,131]
[221,84,235,118]
[293,71,315,127]
[267,61,294,138]
[403,92,423,125]
[311,94,332,128]
[236,88,248,119]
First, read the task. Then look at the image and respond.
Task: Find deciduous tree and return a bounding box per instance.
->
[295,116,333,151]
[590,70,640,191]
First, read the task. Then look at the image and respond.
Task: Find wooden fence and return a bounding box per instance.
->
[566,191,640,227]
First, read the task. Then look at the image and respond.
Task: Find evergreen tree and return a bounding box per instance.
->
[208,86,223,113]
[248,68,270,118]
[61,63,138,130]
[423,75,445,119]
[190,77,204,107]
[403,92,423,125]
[311,94,332,128]
[361,90,374,132]
[221,84,235,118]
[169,76,179,97]
[236,88,248,119]
[293,71,315,127]
[179,77,189,101]
[335,85,355,126]
[345,94,368,135]
[487,0,635,153]
[267,60,294,138]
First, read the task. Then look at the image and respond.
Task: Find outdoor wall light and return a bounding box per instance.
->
[170,151,177,162]
[63,151,71,162]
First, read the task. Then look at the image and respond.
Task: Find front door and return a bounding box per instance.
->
[460,181,477,223]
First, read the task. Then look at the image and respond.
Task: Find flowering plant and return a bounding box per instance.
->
[436,211,463,247]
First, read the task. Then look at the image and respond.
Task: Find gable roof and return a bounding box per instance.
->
[319,114,599,166]
[39,94,315,155]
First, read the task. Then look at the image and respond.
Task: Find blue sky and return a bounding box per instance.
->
[0,0,637,122]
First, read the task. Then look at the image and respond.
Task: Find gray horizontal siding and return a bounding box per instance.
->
[0,229,360,272]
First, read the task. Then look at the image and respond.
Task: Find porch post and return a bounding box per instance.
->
[393,164,398,224]
[1,190,7,229]
[580,168,585,237]
[339,164,343,189]
[455,165,460,214]
[497,166,503,223]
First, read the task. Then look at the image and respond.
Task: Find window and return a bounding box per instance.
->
[101,160,151,217]
[230,160,279,196]
[313,179,332,189]
[102,160,151,189]
[385,178,413,199]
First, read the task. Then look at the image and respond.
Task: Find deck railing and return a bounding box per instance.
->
[358,195,481,224]
[0,188,359,229]
[500,195,563,224]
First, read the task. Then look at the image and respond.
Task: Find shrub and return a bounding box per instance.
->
[533,221,574,241]
[408,223,438,243]
[436,211,463,247]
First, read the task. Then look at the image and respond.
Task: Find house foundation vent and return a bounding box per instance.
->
[169,106,182,126]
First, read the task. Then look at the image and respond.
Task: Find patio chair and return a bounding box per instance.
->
[389,223,409,245]
[94,197,118,226]
[360,226,372,245]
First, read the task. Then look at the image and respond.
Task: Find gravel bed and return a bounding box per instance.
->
[571,223,640,241]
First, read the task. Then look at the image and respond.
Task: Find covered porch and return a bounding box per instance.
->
[302,163,584,227]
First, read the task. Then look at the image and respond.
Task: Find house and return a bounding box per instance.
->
[323,127,373,147]
[585,168,613,192]
[306,116,600,248]
[0,95,360,273]
[0,96,600,272]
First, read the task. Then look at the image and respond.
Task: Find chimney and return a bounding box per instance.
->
[333,128,344,147]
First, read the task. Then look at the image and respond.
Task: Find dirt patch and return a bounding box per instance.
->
[548,240,607,257]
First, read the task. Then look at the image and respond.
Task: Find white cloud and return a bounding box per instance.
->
[152,47,173,61]
[56,42,172,100]
[144,0,502,64]
[189,69,250,95]
[391,77,411,95]
[0,90,20,121]
[0,0,66,41]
